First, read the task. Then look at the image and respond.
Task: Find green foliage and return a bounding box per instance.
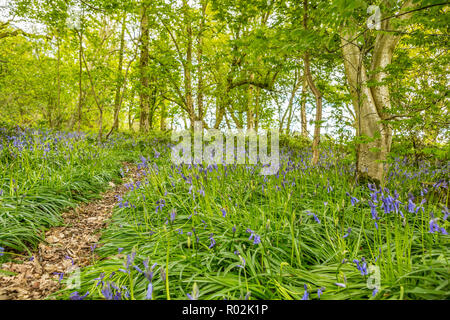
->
[0,126,122,253]
[48,135,449,300]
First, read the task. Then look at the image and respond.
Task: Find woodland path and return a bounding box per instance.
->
[0,163,141,300]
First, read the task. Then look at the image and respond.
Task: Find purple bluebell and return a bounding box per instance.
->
[253,234,261,245]
[70,291,89,300]
[443,207,449,221]
[343,228,352,239]
[317,287,325,299]
[65,255,74,265]
[146,283,153,300]
[53,272,64,283]
[94,273,105,287]
[353,258,368,276]
[209,234,216,249]
[372,288,378,297]
[170,209,176,222]
[306,211,321,224]
[301,284,309,300]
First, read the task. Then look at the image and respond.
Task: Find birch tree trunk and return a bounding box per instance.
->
[341,1,413,183]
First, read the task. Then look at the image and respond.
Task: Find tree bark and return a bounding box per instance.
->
[111,14,126,133]
[196,0,207,123]
[303,0,322,166]
[139,4,150,132]
[77,30,83,133]
[282,69,302,134]
[300,75,308,138]
[183,0,195,130]
[246,73,255,130]
[341,1,413,183]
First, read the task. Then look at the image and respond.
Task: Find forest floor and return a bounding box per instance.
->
[0,163,140,300]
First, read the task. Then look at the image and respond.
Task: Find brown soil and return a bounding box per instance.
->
[0,163,141,300]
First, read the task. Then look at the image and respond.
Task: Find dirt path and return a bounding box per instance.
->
[0,163,141,300]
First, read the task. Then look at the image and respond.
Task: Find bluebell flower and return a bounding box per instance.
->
[137,260,158,282]
[347,192,360,206]
[170,209,176,222]
[429,218,448,235]
[65,255,74,265]
[372,288,378,297]
[301,284,309,300]
[221,208,227,218]
[94,273,105,287]
[70,291,89,300]
[306,211,320,224]
[353,258,368,276]
[343,228,352,239]
[368,201,379,221]
[235,251,246,268]
[209,234,216,249]
[317,287,325,299]
[246,228,261,244]
[101,282,114,300]
[0,247,4,256]
[442,207,449,221]
[407,198,417,213]
[53,272,64,283]
[146,282,153,300]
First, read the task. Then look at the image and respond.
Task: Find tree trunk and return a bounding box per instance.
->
[254,87,261,132]
[111,14,126,133]
[139,4,150,132]
[77,30,83,133]
[341,1,413,183]
[183,0,195,130]
[196,0,207,123]
[214,97,225,129]
[303,0,322,166]
[300,75,308,138]
[304,53,322,166]
[160,102,166,131]
[283,69,302,134]
[55,31,61,129]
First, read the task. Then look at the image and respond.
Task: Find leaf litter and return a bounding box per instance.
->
[0,163,142,300]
